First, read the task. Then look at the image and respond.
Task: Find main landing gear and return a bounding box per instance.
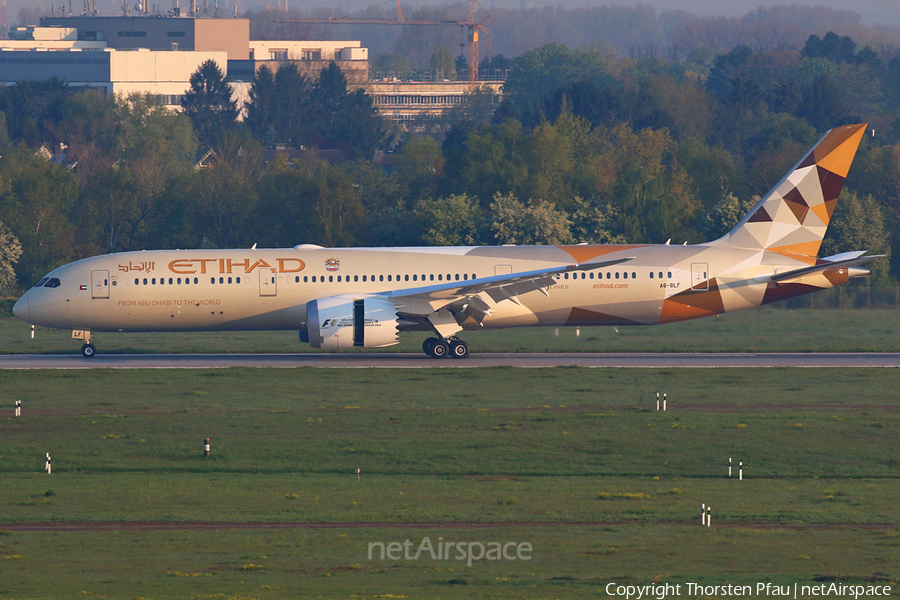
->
[422,337,470,359]
[80,343,97,358]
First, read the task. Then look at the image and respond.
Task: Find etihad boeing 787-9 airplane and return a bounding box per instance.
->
[13,123,881,358]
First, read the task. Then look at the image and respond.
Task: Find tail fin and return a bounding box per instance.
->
[713,123,867,264]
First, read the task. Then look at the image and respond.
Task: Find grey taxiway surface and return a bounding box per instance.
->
[1,352,900,368]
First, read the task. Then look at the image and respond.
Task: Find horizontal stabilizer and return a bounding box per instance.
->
[767,253,883,283]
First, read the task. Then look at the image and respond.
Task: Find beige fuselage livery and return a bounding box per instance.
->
[12,124,879,357]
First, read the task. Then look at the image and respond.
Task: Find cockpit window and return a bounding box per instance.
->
[43,278,61,288]
[33,277,49,288]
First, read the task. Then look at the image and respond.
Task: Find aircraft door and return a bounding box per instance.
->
[259,269,277,297]
[91,270,109,299]
[691,263,709,290]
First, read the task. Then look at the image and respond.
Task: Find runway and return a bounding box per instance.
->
[1,352,900,369]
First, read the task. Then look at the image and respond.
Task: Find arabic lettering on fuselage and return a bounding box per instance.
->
[118,261,155,273]
[167,258,306,275]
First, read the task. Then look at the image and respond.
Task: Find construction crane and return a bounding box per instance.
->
[275,0,490,86]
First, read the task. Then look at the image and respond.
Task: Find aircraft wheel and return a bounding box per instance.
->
[429,339,450,358]
[81,343,97,359]
[449,339,470,359]
[422,337,438,355]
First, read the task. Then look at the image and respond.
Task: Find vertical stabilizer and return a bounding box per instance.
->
[713,123,867,264]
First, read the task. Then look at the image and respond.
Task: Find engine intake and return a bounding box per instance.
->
[306,295,399,349]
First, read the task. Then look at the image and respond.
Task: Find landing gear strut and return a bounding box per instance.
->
[423,336,469,359]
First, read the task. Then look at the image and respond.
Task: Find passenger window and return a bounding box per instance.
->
[363,275,367,282]
[329,276,333,282]
[303,276,308,283]
[413,275,418,281]
[667,272,672,278]
[623,272,628,279]
[168,278,173,285]
[143,278,148,285]
[405,275,409,281]
[564,273,569,280]
[589,273,594,279]
[650,272,654,279]
[312,276,316,282]
[210,277,215,284]
[337,275,342,282]
[134,278,140,285]
[227,277,233,284]
[152,278,157,285]
[380,275,384,282]
[193,278,198,284]
[632,272,636,279]
[464,274,468,280]
[219,277,224,284]
[615,272,620,279]
[455,274,460,281]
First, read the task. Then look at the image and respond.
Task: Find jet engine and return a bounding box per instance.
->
[306,295,400,349]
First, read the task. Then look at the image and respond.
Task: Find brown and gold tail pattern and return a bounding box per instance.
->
[716,124,867,264]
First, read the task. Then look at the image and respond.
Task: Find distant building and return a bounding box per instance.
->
[40,16,250,59]
[0,46,227,109]
[228,40,369,84]
[361,80,504,127]
[2,16,504,131]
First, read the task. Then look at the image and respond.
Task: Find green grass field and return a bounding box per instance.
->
[1,368,898,598]
[2,308,900,355]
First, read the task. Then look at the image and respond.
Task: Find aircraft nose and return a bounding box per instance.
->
[12,293,29,322]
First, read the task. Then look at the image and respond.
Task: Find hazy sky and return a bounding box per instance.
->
[9,0,900,28]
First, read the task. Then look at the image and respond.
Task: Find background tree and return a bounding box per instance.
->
[490,193,574,245]
[181,60,237,147]
[414,194,483,246]
[0,220,22,294]
[306,63,385,158]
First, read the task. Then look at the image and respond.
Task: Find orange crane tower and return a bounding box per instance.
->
[276,0,491,86]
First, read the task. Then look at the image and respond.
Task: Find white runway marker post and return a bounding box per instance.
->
[31,325,34,339]
[45,453,51,474]
[656,392,660,411]
[204,438,210,458]
[729,457,732,478]
[706,506,711,527]
[739,461,743,480]
[663,393,667,411]
[15,399,21,418]
[355,466,361,480]
[701,503,706,525]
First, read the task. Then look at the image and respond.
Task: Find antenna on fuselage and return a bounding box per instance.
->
[251,243,257,250]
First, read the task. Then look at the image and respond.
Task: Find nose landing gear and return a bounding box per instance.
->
[423,337,469,359]
[73,330,96,358]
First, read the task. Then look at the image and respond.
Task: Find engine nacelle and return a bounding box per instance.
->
[306,294,399,349]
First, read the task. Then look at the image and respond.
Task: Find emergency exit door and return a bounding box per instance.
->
[691,263,709,290]
[91,270,109,299]
[259,270,277,296]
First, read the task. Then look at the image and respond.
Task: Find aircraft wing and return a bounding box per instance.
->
[383,256,635,320]
[768,252,883,283]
